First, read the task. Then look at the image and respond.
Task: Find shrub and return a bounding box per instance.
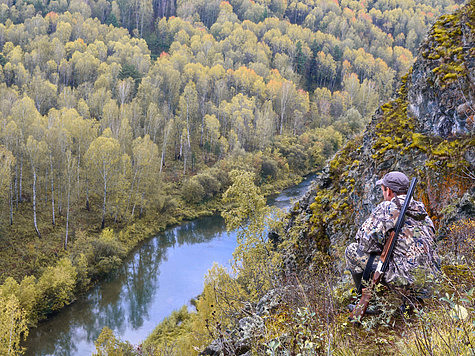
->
[195,173,220,199]
[142,306,194,355]
[0,276,38,324]
[90,229,127,278]
[260,157,279,181]
[209,167,230,191]
[72,253,91,291]
[181,178,205,204]
[37,258,77,315]
[93,327,135,356]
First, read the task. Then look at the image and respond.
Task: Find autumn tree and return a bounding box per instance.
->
[85,129,121,229]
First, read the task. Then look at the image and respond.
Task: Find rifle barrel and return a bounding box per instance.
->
[381,177,417,273]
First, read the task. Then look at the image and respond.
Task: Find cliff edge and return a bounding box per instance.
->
[284,1,474,274]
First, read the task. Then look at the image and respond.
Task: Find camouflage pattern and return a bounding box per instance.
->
[347,195,439,286]
[345,242,380,274]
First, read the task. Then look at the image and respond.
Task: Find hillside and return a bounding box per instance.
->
[134,1,474,355]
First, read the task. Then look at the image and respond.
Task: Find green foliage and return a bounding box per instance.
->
[260,157,279,180]
[90,229,127,278]
[37,258,77,315]
[181,178,206,204]
[93,327,135,356]
[195,173,221,199]
[142,306,194,354]
[0,294,28,356]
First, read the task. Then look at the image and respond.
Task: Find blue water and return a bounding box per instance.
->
[25,174,315,355]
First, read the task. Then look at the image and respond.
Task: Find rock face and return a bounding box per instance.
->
[199,308,265,355]
[281,2,474,272]
[408,9,474,137]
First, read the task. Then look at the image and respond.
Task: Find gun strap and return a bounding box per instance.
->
[358,253,377,294]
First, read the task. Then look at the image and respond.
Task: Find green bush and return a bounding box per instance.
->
[0,276,39,324]
[181,179,205,204]
[260,157,279,180]
[72,253,91,291]
[37,258,77,315]
[209,167,230,191]
[195,173,221,199]
[93,327,135,356]
[90,229,127,278]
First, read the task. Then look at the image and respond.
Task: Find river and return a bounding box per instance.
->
[24,174,315,355]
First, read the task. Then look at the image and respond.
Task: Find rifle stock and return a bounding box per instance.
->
[348,178,417,322]
[348,270,382,320]
[350,285,372,320]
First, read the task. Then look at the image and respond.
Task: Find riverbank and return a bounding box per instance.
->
[23,173,317,355]
[1,165,311,354]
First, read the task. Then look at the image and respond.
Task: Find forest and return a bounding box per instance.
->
[0,0,463,353]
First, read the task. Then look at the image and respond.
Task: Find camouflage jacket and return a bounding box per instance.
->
[355,195,438,286]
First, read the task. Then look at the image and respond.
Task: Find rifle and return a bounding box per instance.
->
[349,177,417,322]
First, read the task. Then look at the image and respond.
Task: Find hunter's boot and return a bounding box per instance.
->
[347,271,363,312]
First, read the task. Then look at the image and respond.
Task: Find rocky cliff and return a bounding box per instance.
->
[283,1,474,274]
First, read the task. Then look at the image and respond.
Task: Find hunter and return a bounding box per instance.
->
[345,171,439,294]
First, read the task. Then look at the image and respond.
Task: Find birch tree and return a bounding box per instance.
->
[129,135,158,219]
[85,129,121,229]
[0,146,15,226]
[25,136,47,238]
[178,82,198,174]
[63,110,97,209]
[64,150,75,249]
[0,295,28,356]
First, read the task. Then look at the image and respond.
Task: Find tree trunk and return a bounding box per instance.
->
[85,173,90,211]
[14,162,18,209]
[140,4,145,37]
[77,149,81,201]
[135,0,140,33]
[65,170,71,249]
[44,167,48,203]
[139,192,144,218]
[58,176,63,216]
[183,151,187,175]
[200,100,205,147]
[19,154,22,203]
[9,180,13,225]
[32,168,41,238]
[179,132,183,159]
[101,175,107,229]
[160,127,168,173]
[127,168,139,219]
[184,101,191,175]
[50,155,55,226]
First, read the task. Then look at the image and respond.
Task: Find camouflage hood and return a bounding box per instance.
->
[393,195,429,222]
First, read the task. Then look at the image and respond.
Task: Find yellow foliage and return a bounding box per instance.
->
[37,258,77,313]
[0,294,28,356]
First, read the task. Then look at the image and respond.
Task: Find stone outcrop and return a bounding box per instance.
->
[408,14,474,137]
[200,285,315,355]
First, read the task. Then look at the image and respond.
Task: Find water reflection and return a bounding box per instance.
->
[25,175,315,356]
